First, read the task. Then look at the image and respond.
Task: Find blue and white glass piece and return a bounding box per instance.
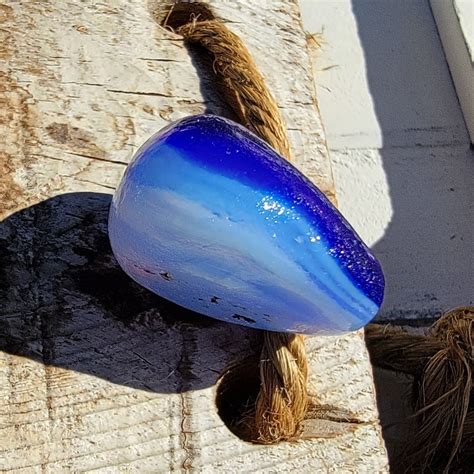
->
[108,115,384,334]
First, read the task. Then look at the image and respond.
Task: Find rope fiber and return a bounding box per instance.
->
[160,1,308,443]
[366,306,473,473]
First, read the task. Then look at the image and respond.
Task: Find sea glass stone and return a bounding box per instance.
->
[108,115,384,335]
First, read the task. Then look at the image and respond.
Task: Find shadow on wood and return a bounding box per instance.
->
[0,192,261,394]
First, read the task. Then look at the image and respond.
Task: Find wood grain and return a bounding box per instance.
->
[0,1,387,471]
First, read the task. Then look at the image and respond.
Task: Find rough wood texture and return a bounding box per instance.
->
[0,1,388,471]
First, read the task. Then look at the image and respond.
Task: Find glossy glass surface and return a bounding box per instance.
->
[108,115,384,334]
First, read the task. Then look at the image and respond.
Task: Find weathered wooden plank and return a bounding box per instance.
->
[0,0,387,471]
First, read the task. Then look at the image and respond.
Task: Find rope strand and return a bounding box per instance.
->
[160,1,308,443]
[366,306,473,472]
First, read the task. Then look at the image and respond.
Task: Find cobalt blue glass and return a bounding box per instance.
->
[108,115,384,335]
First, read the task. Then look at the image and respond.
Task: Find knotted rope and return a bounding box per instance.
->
[160,1,308,443]
[366,306,473,472]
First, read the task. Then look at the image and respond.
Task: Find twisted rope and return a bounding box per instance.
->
[162,3,291,159]
[366,306,473,472]
[161,1,307,443]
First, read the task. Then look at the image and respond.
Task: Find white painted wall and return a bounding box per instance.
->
[431,0,474,143]
[300,0,473,321]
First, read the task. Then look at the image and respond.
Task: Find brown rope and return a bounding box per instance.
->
[163,4,291,159]
[366,306,474,473]
[159,1,307,443]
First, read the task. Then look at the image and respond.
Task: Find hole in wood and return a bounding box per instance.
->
[215,355,261,442]
[152,1,215,30]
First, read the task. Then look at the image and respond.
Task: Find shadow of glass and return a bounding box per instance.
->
[0,192,261,394]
